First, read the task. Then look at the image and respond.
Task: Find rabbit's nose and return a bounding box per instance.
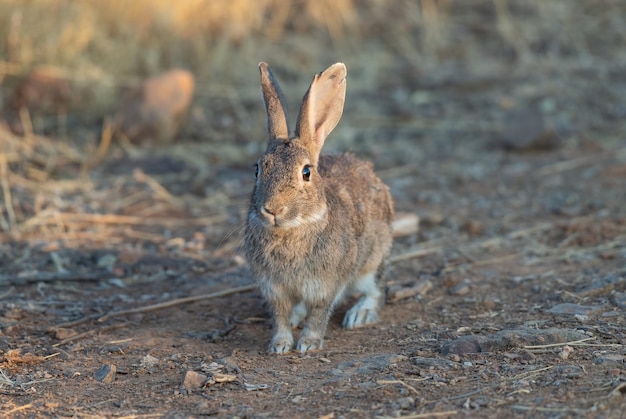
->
[261,206,286,224]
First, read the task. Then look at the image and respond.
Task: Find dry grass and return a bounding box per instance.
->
[1,0,625,245]
[1,1,624,93]
[1,0,624,131]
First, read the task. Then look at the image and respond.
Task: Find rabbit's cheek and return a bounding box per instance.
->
[247,208,271,229]
[277,204,327,229]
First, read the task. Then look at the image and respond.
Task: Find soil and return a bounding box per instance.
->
[2,14,626,419]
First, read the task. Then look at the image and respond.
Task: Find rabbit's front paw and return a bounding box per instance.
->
[296,332,323,353]
[269,332,294,354]
[342,301,380,329]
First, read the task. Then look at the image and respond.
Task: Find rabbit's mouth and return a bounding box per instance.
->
[252,204,327,229]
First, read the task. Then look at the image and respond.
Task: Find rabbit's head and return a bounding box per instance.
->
[249,62,347,229]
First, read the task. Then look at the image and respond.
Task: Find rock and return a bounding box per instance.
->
[554,365,584,378]
[387,279,432,302]
[182,370,208,390]
[412,356,459,370]
[578,274,625,298]
[213,372,237,383]
[9,67,72,111]
[594,354,625,366]
[1,67,75,135]
[441,335,482,356]
[392,212,420,238]
[609,291,626,309]
[244,382,269,391]
[331,354,407,377]
[419,211,445,226]
[0,337,10,353]
[53,328,77,340]
[397,396,415,409]
[291,395,307,404]
[116,69,195,144]
[97,254,117,271]
[139,354,159,369]
[462,220,484,237]
[442,327,588,355]
[449,280,471,296]
[94,364,116,383]
[545,303,604,316]
[559,345,574,360]
[500,108,561,151]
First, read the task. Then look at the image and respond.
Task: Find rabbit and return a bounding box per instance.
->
[244,62,394,354]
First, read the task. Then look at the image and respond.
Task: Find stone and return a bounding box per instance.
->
[449,281,471,296]
[9,67,73,112]
[412,356,459,370]
[578,274,626,298]
[441,336,482,356]
[392,212,420,237]
[609,291,626,309]
[594,354,625,366]
[387,279,432,302]
[397,396,415,409]
[442,327,588,355]
[140,354,159,369]
[53,328,77,340]
[500,108,561,151]
[545,303,604,316]
[182,370,208,390]
[331,354,407,377]
[94,364,116,384]
[116,69,195,144]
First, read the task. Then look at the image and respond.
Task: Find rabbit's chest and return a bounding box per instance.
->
[262,274,338,303]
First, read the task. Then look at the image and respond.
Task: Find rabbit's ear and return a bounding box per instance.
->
[296,63,347,160]
[259,62,289,140]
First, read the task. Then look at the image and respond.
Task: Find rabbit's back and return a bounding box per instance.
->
[319,153,393,234]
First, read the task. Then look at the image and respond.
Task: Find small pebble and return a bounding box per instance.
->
[450,282,471,296]
[397,396,415,409]
[140,354,159,369]
[94,364,116,384]
[392,212,420,237]
[546,303,603,316]
[559,345,574,360]
[182,370,207,389]
[54,328,77,340]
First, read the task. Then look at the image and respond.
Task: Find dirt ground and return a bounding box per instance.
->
[1,2,626,418]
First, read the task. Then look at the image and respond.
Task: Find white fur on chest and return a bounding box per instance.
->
[258,275,345,306]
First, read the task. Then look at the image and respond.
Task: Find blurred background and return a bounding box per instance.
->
[0,0,625,244]
[2,3,626,416]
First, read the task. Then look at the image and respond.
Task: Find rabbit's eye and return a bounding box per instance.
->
[302,165,311,181]
[254,164,259,179]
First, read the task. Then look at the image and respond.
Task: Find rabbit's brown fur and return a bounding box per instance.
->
[245,62,394,354]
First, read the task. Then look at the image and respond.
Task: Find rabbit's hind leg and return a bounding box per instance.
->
[342,270,383,329]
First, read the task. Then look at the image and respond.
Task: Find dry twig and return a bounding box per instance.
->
[0,271,112,286]
[133,169,179,204]
[3,404,33,415]
[523,337,594,349]
[384,411,458,419]
[81,116,113,172]
[97,284,257,322]
[52,322,130,347]
[377,379,420,396]
[0,153,16,231]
